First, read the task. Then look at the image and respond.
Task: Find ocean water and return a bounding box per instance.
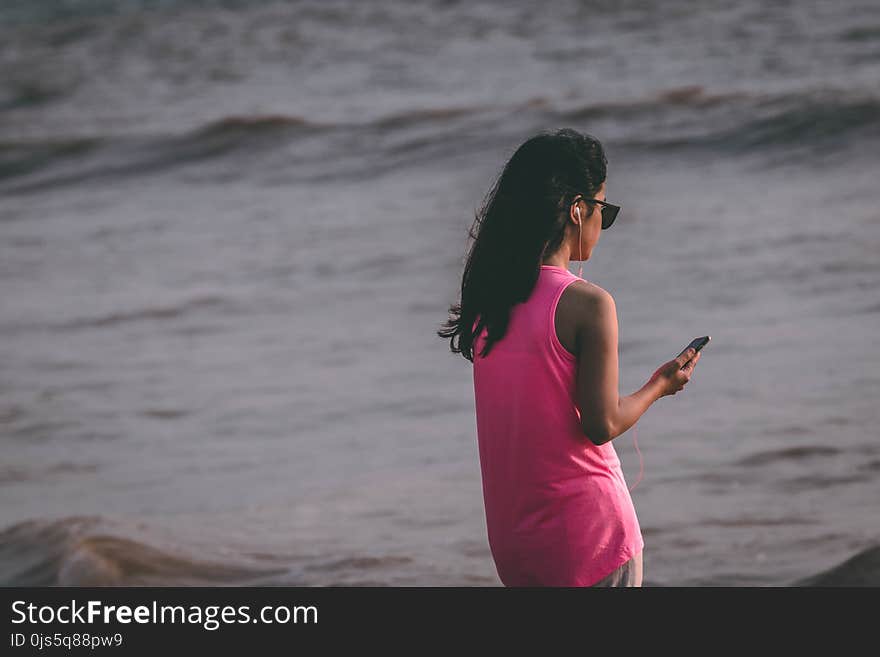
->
[1,0,879,586]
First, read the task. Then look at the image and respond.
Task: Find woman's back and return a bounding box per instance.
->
[472,264,644,586]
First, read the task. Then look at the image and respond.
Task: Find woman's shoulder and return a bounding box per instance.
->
[555,279,615,348]
[564,278,613,306]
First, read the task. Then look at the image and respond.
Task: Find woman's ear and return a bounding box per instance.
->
[571,197,583,224]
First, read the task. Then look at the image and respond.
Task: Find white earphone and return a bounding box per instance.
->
[575,204,583,278]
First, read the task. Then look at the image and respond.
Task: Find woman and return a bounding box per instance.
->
[438,128,702,587]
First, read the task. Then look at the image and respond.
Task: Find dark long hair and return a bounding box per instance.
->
[438,128,607,362]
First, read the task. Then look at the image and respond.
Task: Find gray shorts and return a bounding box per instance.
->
[591,551,642,587]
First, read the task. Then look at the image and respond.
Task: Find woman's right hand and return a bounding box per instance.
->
[649,348,702,398]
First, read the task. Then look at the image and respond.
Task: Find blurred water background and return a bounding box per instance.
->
[1,0,879,586]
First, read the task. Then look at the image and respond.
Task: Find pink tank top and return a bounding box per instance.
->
[472,264,644,586]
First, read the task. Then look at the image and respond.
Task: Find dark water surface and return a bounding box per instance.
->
[1,0,879,586]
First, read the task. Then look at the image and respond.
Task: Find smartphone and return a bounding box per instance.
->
[678,336,710,368]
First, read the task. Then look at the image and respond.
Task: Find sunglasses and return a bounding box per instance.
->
[574,195,620,230]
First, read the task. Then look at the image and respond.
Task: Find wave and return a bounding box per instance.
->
[0,515,290,586]
[0,462,99,485]
[191,113,319,138]
[0,293,237,336]
[2,88,879,194]
[560,84,751,121]
[791,544,880,586]
[736,445,842,467]
[371,105,487,131]
[838,25,880,42]
[710,96,880,150]
[0,137,102,182]
[610,91,880,154]
[0,78,73,112]
[0,113,322,194]
[2,514,878,585]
